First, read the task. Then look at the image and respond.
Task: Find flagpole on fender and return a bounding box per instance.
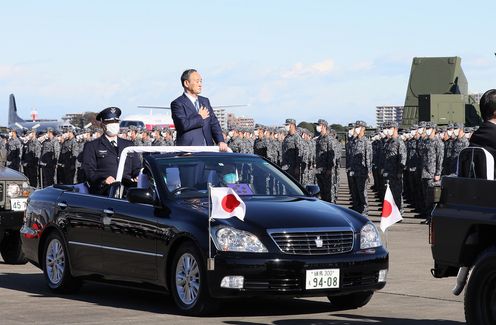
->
[207,184,215,271]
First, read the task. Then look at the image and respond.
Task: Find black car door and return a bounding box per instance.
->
[100,197,160,282]
[57,191,105,274]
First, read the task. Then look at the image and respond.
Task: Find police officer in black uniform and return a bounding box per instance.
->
[81,107,141,195]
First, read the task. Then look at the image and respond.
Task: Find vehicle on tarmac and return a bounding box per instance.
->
[0,166,33,264]
[431,146,496,325]
[21,146,388,315]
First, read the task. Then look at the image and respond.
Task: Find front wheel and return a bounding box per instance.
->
[0,230,27,264]
[42,232,81,293]
[170,242,217,315]
[328,291,374,310]
[465,250,496,325]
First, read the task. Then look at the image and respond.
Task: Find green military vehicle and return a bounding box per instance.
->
[401,56,482,129]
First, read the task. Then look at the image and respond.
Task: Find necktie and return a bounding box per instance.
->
[194,99,199,112]
[111,140,117,147]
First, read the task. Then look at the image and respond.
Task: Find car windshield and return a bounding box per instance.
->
[156,155,305,198]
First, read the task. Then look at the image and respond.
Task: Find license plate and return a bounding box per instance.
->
[305,268,340,290]
[11,198,27,211]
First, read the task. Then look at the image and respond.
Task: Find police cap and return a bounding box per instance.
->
[96,106,121,123]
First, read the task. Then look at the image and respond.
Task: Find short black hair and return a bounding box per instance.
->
[480,89,496,121]
[180,69,197,88]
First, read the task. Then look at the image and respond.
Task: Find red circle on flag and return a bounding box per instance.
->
[222,194,240,213]
[382,200,392,218]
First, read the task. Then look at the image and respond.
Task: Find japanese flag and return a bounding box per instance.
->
[380,184,403,232]
[210,187,246,221]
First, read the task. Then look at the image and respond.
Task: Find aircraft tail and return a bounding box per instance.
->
[9,94,25,125]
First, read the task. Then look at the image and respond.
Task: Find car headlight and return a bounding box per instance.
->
[360,223,382,249]
[213,227,268,253]
[6,183,20,197]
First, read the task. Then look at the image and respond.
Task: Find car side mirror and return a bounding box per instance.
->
[127,188,155,205]
[305,184,320,197]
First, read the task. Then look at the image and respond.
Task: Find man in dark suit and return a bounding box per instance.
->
[470,89,496,153]
[170,69,228,151]
[82,107,141,195]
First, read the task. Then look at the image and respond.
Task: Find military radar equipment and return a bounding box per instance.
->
[401,57,482,129]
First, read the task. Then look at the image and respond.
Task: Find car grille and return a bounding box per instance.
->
[244,278,301,291]
[268,228,354,255]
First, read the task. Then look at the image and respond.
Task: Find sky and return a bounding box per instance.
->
[1,0,496,127]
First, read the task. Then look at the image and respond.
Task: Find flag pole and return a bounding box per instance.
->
[207,184,215,271]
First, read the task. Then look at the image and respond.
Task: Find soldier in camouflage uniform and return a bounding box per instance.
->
[21,128,41,187]
[315,119,335,202]
[151,126,165,146]
[281,119,304,183]
[445,122,469,175]
[253,126,268,158]
[345,122,356,197]
[418,122,444,223]
[228,128,243,153]
[404,125,419,207]
[380,121,407,211]
[6,128,22,171]
[162,127,175,146]
[330,129,341,203]
[441,123,455,176]
[57,126,79,184]
[371,128,383,193]
[0,136,7,167]
[129,126,143,146]
[76,128,92,183]
[140,130,152,146]
[40,128,60,187]
[347,121,372,215]
[300,128,315,185]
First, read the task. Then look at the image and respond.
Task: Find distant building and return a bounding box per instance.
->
[376,105,404,127]
[469,93,483,104]
[213,107,227,130]
[227,113,255,130]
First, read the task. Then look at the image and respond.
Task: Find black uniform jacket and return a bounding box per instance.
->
[82,136,141,194]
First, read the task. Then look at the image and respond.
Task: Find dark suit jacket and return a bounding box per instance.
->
[470,121,496,153]
[82,136,141,194]
[171,94,224,146]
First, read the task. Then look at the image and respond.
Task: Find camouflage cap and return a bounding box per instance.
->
[285,118,296,125]
[355,120,367,128]
[454,122,464,129]
[390,121,398,128]
[317,119,328,126]
[347,123,355,129]
[426,122,437,129]
[446,123,454,129]
[464,127,473,133]
[129,125,138,132]
[152,126,163,132]
[411,124,419,131]
[418,121,427,128]
[438,126,447,133]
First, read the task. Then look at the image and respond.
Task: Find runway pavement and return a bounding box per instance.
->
[0,221,465,324]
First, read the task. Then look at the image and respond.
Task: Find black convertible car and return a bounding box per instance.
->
[21,147,388,315]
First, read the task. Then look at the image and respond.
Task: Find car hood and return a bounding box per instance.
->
[0,167,28,181]
[180,196,364,232]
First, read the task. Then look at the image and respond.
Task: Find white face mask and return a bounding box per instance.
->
[284,125,290,132]
[465,133,471,139]
[447,130,454,137]
[410,130,416,136]
[426,129,433,136]
[105,123,120,137]
[348,129,353,137]
[454,129,460,137]
[316,125,322,133]
[228,131,234,137]
[418,128,425,135]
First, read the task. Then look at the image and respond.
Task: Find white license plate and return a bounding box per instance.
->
[305,268,340,290]
[11,198,27,211]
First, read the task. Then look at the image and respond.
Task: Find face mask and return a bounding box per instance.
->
[454,129,460,137]
[465,133,471,139]
[354,127,362,135]
[105,123,120,136]
[426,129,433,136]
[348,130,353,137]
[418,128,425,134]
[316,125,322,133]
[284,125,290,132]
[223,173,238,184]
[228,131,234,137]
[410,130,416,136]
[447,130,454,137]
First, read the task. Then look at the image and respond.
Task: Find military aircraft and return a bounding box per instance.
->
[8,94,71,132]
[120,104,248,130]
